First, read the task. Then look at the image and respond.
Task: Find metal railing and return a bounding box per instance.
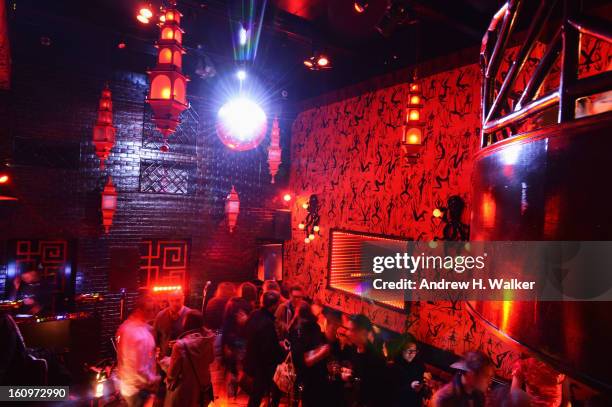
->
[480,0,612,147]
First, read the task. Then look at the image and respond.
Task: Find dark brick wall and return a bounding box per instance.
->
[0,44,292,357]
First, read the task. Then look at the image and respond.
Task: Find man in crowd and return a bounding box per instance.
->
[153,288,190,357]
[431,351,494,407]
[244,290,285,407]
[344,314,388,407]
[275,284,304,339]
[9,269,51,315]
[117,294,160,407]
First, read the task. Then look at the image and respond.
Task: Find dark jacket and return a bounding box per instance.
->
[244,308,284,377]
[204,297,230,330]
[390,356,425,407]
[164,330,215,407]
[431,373,485,407]
[348,344,389,407]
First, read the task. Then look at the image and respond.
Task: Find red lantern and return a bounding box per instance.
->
[267,116,282,184]
[101,177,117,234]
[402,81,425,164]
[146,0,189,152]
[93,84,116,169]
[225,185,240,233]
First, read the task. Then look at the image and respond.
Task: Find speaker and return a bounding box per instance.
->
[109,247,140,292]
[273,209,292,241]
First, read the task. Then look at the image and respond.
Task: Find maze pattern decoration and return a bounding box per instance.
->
[139,240,190,289]
[14,240,71,291]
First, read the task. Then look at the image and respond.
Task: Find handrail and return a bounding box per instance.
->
[480,0,612,148]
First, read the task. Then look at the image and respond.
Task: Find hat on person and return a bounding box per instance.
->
[450,351,493,373]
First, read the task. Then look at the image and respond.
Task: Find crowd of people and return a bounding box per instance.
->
[114,281,579,407]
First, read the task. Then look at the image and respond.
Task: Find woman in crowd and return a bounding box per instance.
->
[511,356,570,407]
[389,334,425,407]
[163,309,215,407]
[288,302,331,407]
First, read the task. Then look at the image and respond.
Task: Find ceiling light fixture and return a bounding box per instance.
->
[304,53,332,71]
[354,0,369,13]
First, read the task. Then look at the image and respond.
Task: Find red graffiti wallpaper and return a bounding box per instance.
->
[284,36,610,379]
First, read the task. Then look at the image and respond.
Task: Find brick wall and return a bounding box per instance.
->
[0,44,291,357]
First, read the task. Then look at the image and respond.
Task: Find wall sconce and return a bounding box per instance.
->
[401,81,425,164]
[298,194,321,243]
[101,177,118,234]
[225,185,240,233]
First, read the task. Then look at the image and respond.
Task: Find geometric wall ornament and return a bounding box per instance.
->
[139,159,195,195]
[138,239,190,290]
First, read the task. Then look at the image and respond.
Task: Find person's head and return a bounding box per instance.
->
[296,302,316,324]
[262,280,281,293]
[21,270,40,284]
[167,289,185,315]
[181,309,205,335]
[348,314,372,347]
[238,282,258,305]
[311,298,324,317]
[289,285,304,308]
[401,334,419,363]
[262,290,281,313]
[215,282,236,299]
[453,351,494,393]
[132,294,156,321]
[324,309,342,341]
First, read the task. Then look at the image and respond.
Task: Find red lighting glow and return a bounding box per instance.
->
[0,175,8,184]
[283,194,292,202]
[152,285,182,293]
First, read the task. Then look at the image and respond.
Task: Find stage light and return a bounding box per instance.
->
[316,56,329,67]
[139,7,153,19]
[239,25,248,46]
[137,14,150,24]
[236,70,247,81]
[354,1,368,13]
[283,194,292,202]
[216,97,267,151]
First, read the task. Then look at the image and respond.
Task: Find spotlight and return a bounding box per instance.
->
[239,25,248,46]
[139,7,153,19]
[236,70,247,81]
[354,0,369,13]
[216,97,267,151]
[137,14,150,24]
[316,55,329,67]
